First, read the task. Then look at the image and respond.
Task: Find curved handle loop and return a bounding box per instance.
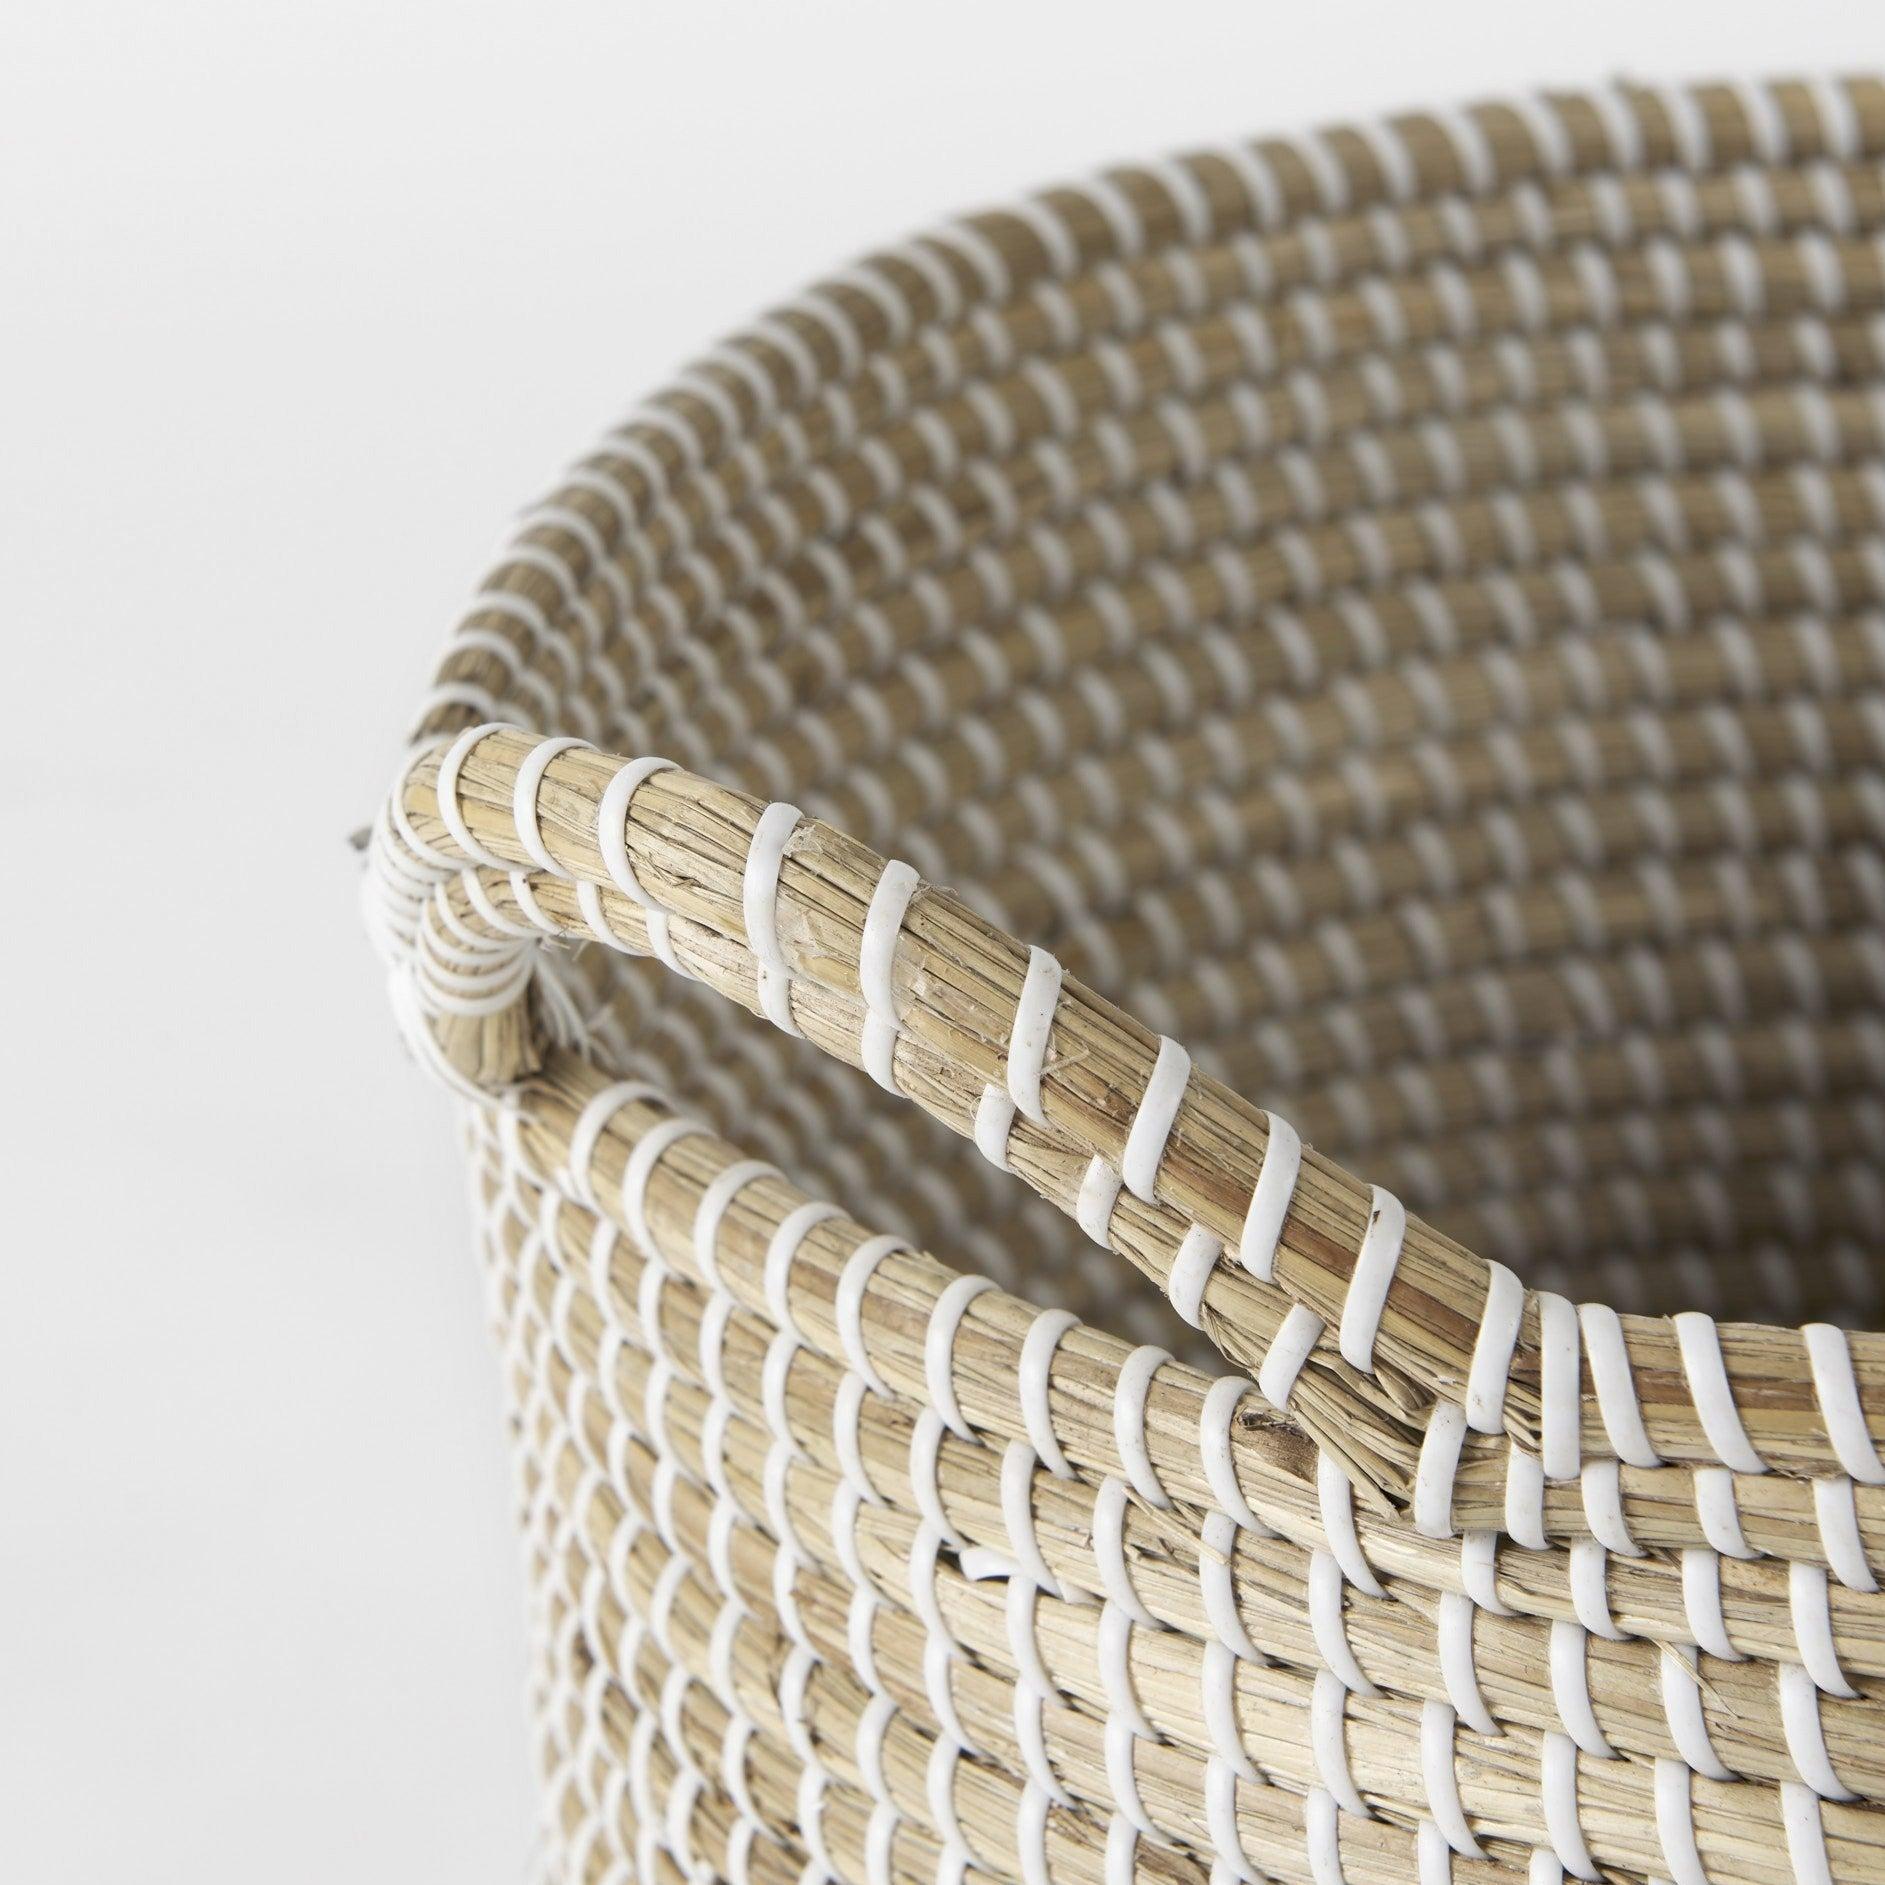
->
[367,717,1872,1501]
[370,721,1449,1478]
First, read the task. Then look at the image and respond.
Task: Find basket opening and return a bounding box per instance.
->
[437,90,1885,1337]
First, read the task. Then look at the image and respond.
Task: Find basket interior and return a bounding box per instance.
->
[428,85,1885,1346]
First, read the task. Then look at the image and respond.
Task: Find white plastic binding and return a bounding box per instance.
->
[1338,1186,1406,1371]
[1673,1311,1767,1474]
[1113,1345,1174,1509]
[1121,1035,1193,1201]
[1019,1309,1078,1478]
[1465,1262,1525,1434]
[1803,1322,1885,1484]
[925,1275,996,1441]
[435,722,513,869]
[1237,1111,1303,1280]
[509,734,591,876]
[858,857,920,1092]
[1006,948,1065,1122]
[742,799,805,1035]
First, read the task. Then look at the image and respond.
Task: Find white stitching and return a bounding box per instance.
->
[1790,1560,1857,1697]
[620,1116,706,1260]
[1121,1035,1192,1201]
[1693,1467,1756,1559]
[597,756,677,907]
[1569,1539,1621,1641]
[1199,1507,1262,1661]
[1459,1532,1510,1616]
[1318,1453,1386,1597]
[1308,1547,1376,1695]
[1540,1730,1599,1879]
[742,799,804,1034]
[1238,1111,1303,1280]
[1201,1376,1269,1533]
[1578,1460,1640,1557]
[564,1081,660,1210]
[1538,1293,1582,1481]
[972,1084,1019,1170]
[435,722,514,869]
[1415,1401,1468,1538]
[1258,1302,1325,1409]
[1419,1700,1485,1858]
[1006,1575,1063,1708]
[1803,1322,1885,1484]
[1202,1636,1261,1788]
[1465,1262,1524,1434]
[1207,1755,1259,1882]
[925,1275,996,1440]
[1020,1309,1078,1477]
[1779,1660,1855,1801]
[1310,1668,1366,1814]
[1113,1345,1174,1508]
[1653,1757,1706,1885]
[1436,1591,1495,1733]
[835,1233,908,1398]
[1304,1786,1347,1885]
[1783,1779,1837,1885]
[1168,1222,1225,1327]
[858,857,920,1093]
[1006,947,1065,1122]
[762,1200,843,1337]
[1104,1813,1137,1885]
[1680,1546,1742,1662]
[1338,1186,1406,1371]
[1673,1311,1767,1473]
[1548,1618,1615,1756]
[1659,1645,1733,1781]
[689,1158,777,1290]
[511,735,590,876]
[1001,1440,1064,1600]
[1076,1154,1123,1245]
[1812,1475,1879,1593]
[1578,1302,1663,1467]
[910,1528,980,1756]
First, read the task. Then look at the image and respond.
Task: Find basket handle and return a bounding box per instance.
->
[368,719,1867,1496]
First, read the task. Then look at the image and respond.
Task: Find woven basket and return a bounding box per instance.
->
[367,78,1885,1885]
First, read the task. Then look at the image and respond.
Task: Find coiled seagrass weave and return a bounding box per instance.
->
[367,77,1885,1885]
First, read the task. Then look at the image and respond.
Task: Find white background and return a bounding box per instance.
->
[3,3,1878,1878]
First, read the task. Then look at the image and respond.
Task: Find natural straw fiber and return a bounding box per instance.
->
[366,78,1885,1885]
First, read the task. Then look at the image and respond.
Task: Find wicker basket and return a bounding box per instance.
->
[367,78,1885,1885]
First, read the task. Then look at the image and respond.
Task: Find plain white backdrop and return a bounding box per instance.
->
[3,2,1880,1878]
